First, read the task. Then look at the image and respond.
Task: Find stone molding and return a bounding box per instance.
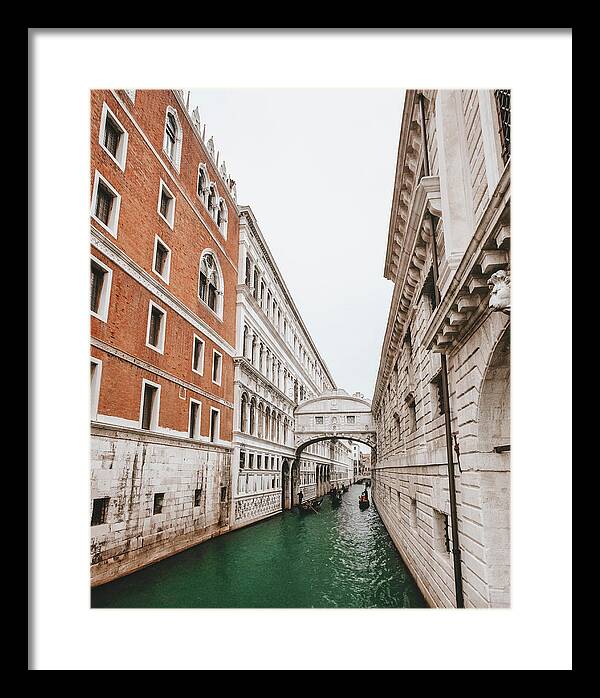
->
[91,226,236,358]
[91,336,234,409]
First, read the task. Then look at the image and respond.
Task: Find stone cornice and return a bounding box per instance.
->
[91,421,232,452]
[421,165,510,352]
[373,175,439,409]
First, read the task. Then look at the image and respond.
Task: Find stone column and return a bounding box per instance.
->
[435,90,475,296]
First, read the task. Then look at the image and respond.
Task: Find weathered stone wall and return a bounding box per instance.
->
[91,424,231,587]
[373,311,510,608]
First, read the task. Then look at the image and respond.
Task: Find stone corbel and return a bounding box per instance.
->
[421,175,442,217]
[488,270,511,314]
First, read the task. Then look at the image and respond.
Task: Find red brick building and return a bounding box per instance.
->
[90,89,239,585]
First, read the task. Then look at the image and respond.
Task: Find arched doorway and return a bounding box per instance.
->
[281,459,291,511]
[478,328,510,453]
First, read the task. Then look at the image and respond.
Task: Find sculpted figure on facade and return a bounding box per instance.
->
[488,269,511,314]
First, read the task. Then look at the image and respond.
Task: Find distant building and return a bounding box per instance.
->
[359,452,371,478]
[232,207,351,523]
[373,90,510,608]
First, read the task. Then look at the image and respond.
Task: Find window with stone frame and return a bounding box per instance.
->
[194,488,202,507]
[91,497,109,526]
[199,252,221,314]
[153,236,171,282]
[158,180,175,228]
[430,371,446,419]
[406,393,417,433]
[141,382,159,430]
[433,509,451,555]
[153,493,165,515]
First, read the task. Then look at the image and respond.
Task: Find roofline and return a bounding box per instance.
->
[238,205,337,390]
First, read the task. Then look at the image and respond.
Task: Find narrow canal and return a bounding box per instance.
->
[91,484,426,608]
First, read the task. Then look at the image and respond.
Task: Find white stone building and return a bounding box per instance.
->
[231,206,351,527]
[372,90,510,608]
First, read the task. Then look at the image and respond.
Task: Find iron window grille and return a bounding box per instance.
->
[91,497,109,526]
[95,182,113,225]
[154,241,169,277]
[494,89,511,164]
[103,117,121,157]
[160,190,171,220]
[90,261,105,313]
[148,307,163,347]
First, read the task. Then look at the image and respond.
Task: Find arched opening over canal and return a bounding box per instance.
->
[283,435,374,507]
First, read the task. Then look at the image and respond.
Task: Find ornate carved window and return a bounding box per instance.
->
[494,89,511,164]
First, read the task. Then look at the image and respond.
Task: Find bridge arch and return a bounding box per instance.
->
[280,389,377,508]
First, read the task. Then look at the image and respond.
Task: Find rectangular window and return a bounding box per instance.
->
[209,408,220,443]
[90,256,112,322]
[239,451,246,469]
[406,395,417,433]
[90,261,104,314]
[99,103,128,170]
[91,497,109,526]
[433,510,451,554]
[220,486,228,503]
[315,416,324,425]
[153,493,165,515]
[346,415,355,424]
[153,236,171,283]
[430,372,446,418]
[257,455,262,469]
[157,180,175,228]
[146,302,166,353]
[194,488,202,507]
[248,453,254,469]
[212,351,222,385]
[141,382,158,430]
[192,336,205,375]
[189,399,201,439]
[91,171,121,236]
[91,358,102,419]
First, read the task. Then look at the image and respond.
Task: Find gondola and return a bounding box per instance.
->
[358,493,370,510]
[299,497,323,514]
[330,490,343,507]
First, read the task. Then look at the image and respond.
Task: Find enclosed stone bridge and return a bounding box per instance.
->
[294,389,376,453]
[280,389,377,509]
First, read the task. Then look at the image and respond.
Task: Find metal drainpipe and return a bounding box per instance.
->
[418,92,465,608]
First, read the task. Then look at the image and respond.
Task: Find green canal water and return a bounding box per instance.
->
[91,484,426,608]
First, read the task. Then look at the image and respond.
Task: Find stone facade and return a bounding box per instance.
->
[231,208,351,525]
[90,89,239,585]
[372,90,510,608]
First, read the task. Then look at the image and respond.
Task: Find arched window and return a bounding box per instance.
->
[198,251,222,316]
[163,108,182,169]
[240,393,248,432]
[207,183,218,219]
[244,256,252,287]
[265,407,271,441]
[249,398,256,435]
[243,326,249,357]
[258,403,265,439]
[197,164,209,206]
[216,198,228,237]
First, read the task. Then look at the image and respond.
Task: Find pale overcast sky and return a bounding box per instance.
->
[190,89,405,400]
